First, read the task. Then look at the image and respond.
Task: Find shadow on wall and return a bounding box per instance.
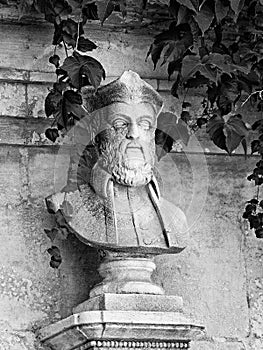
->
[57,233,101,318]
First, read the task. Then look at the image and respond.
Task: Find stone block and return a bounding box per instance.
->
[27,83,52,118]
[73,293,183,313]
[29,71,55,83]
[191,340,245,350]
[0,82,26,116]
[27,148,69,199]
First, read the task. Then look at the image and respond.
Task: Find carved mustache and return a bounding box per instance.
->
[119,139,145,156]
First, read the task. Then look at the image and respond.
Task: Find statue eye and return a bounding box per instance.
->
[113,120,127,129]
[138,120,151,130]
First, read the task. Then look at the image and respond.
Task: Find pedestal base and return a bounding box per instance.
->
[38,257,205,350]
[38,310,205,350]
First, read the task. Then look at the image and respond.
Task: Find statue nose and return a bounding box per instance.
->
[126,123,139,139]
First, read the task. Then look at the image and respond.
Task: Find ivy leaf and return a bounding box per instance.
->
[184,73,210,88]
[147,23,193,70]
[182,101,192,108]
[224,114,248,154]
[44,228,59,242]
[50,259,61,269]
[207,84,218,105]
[176,0,199,13]
[47,245,62,268]
[155,111,190,159]
[62,90,85,128]
[45,90,62,117]
[61,51,105,90]
[207,114,248,154]
[217,95,232,116]
[215,0,229,22]
[230,0,244,20]
[194,2,214,34]
[168,59,182,80]
[182,55,217,83]
[45,128,59,142]
[206,53,249,75]
[146,42,166,70]
[47,246,61,260]
[220,77,241,105]
[181,55,201,77]
[62,19,83,39]
[49,54,60,68]
[171,74,181,97]
[34,0,72,23]
[82,2,98,22]
[197,117,208,127]
[63,90,82,105]
[169,0,180,18]
[251,140,260,154]
[155,130,174,160]
[77,37,97,52]
[181,110,191,123]
[96,0,115,25]
[53,81,68,94]
[252,120,263,132]
[207,114,227,152]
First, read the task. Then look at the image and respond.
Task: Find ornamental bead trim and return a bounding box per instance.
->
[78,340,189,350]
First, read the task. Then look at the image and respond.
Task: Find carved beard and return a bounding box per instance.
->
[96,128,155,186]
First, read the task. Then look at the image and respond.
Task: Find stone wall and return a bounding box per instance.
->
[0,6,263,350]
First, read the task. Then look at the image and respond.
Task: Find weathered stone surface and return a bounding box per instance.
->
[242,236,263,349]
[191,340,245,350]
[0,23,166,78]
[153,153,251,338]
[27,83,52,118]
[39,310,204,350]
[73,293,183,313]
[0,82,26,116]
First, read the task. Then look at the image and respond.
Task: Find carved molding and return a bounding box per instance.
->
[79,340,190,350]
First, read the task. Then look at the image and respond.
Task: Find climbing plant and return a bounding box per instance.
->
[17,0,263,266]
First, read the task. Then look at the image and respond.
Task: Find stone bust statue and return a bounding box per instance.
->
[46,70,188,257]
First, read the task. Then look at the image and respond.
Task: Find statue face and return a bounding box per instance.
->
[95,102,157,186]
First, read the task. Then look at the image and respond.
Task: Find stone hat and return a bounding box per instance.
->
[82,70,163,115]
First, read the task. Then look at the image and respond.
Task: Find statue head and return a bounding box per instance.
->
[83,71,163,187]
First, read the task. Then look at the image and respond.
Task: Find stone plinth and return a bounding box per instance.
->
[73,293,183,313]
[38,258,205,350]
[38,310,205,350]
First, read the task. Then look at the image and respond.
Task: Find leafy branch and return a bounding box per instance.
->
[147,0,263,157]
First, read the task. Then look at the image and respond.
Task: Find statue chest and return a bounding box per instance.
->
[66,183,167,250]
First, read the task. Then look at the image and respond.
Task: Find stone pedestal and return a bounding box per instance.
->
[38,256,205,350]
